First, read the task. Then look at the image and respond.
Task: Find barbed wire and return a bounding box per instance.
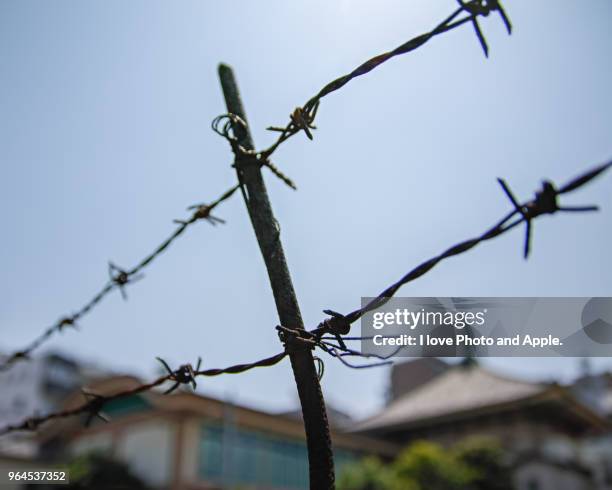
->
[2,1,610,457]
[0,332,400,436]
[212,113,298,190]
[0,184,240,373]
[281,162,611,363]
[274,162,612,358]
[1,160,609,437]
[336,161,611,326]
[0,352,287,436]
[0,0,508,410]
[261,0,512,159]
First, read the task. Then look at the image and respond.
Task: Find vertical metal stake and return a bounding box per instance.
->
[217,63,335,489]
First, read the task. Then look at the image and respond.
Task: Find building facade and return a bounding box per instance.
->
[0,353,85,457]
[356,360,612,490]
[41,376,398,490]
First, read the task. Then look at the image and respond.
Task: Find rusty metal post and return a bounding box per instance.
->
[217,63,335,489]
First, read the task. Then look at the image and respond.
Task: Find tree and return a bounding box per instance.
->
[337,457,407,490]
[338,438,513,490]
[394,441,473,490]
[453,437,513,490]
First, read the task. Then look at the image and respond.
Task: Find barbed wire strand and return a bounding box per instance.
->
[2,0,514,370]
[0,352,287,436]
[0,184,240,372]
[343,161,612,325]
[1,161,609,437]
[280,162,612,354]
[261,0,512,158]
[0,1,514,373]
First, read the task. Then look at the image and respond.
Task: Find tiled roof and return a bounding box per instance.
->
[355,365,546,432]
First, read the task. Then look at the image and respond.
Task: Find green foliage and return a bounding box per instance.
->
[394,441,473,490]
[338,438,512,490]
[337,456,408,490]
[453,437,513,490]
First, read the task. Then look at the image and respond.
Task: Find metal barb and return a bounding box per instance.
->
[82,390,110,427]
[156,357,201,394]
[176,203,226,226]
[57,317,77,332]
[213,112,297,190]
[457,0,512,56]
[497,174,603,259]
[108,262,143,300]
[311,310,351,350]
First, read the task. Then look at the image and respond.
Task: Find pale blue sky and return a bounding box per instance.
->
[1,0,611,418]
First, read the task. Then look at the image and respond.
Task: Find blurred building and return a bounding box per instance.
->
[39,375,398,490]
[0,352,89,457]
[572,370,612,420]
[572,369,612,487]
[355,359,612,490]
[3,353,612,490]
[278,404,354,431]
[386,357,449,402]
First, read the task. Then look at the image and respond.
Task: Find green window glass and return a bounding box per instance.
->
[198,422,360,489]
